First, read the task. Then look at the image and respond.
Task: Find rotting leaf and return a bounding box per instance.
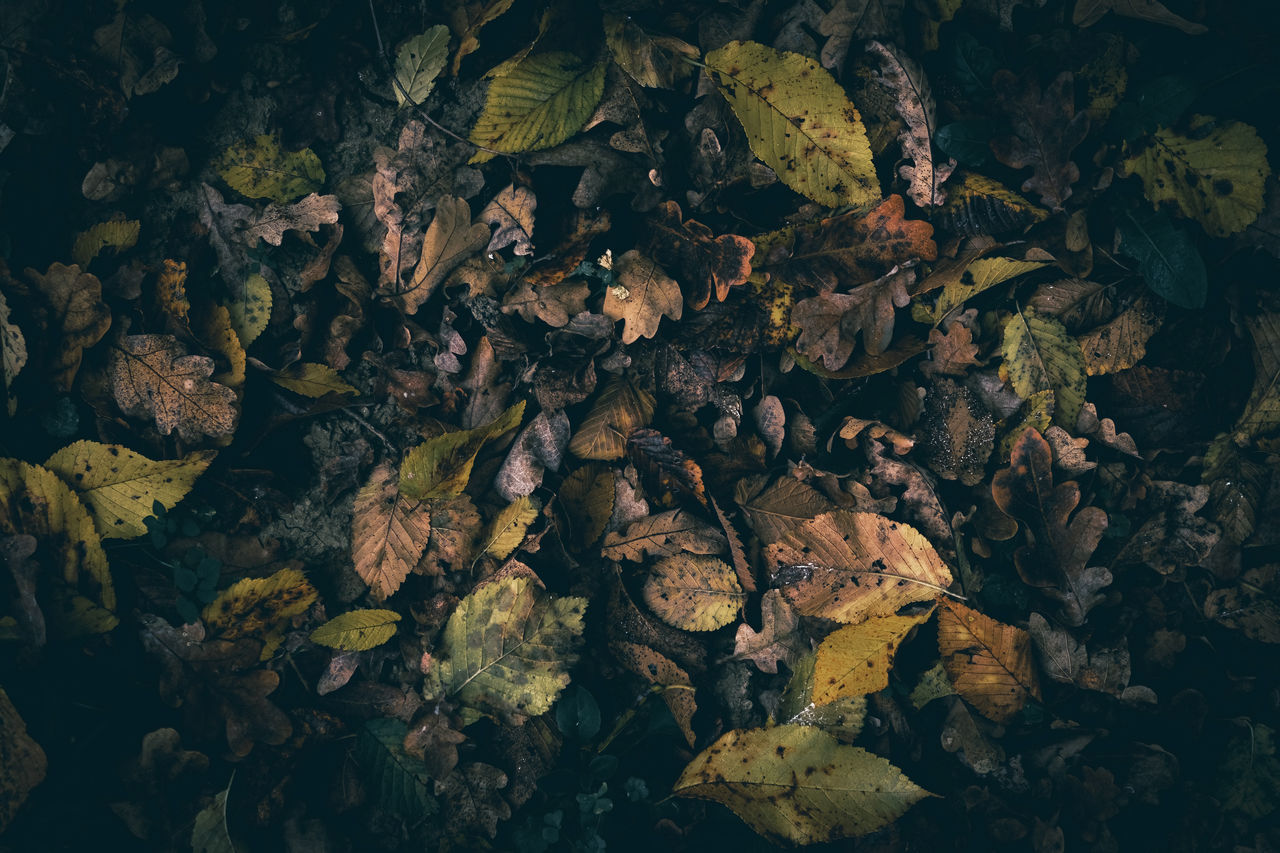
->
[732,589,806,674]
[108,335,238,442]
[866,40,955,207]
[791,267,914,367]
[645,201,754,311]
[1000,307,1087,429]
[642,553,745,632]
[383,195,490,315]
[990,71,1090,212]
[26,263,111,392]
[938,598,1041,723]
[202,566,318,660]
[479,183,536,256]
[611,640,698,747]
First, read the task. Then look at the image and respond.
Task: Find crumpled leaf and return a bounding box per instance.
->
[1115,206,1208,309]
[0,686,47,832]
[936,171,1048,236]
[479,183,536,256]
[791,267,914,368]
[352,463,430,599]
[812,610,932,705]
[469,52,606,164]
[269,362,358,398]
[1123,116,1269,237]
[601,509,726,562]
[642,554,745,631]
[0,288,26,406]
[1074,0,1207,34]
[424,570,587,725]
[435,761,511,838]
[603,249,683,344]
[26,263,111,391]
[394,26,449,107]
[938,599,1041,723]
[357,718,438,824]
[310,609,401,651]
[673,725,934,845]
[108,334,238,441]
[764,511,953,624]
[704,40,879,208]
[202,567,318,660]
[1000,307,1087,429]
[645,201,754,311]
[214,133,324,204]
[400,400,525,500]
[382,195,490,315]
[568,376,655,461]
[44,441,214,539]
[611,641,697,746]
[991,71,1090,212]
[992,428,1110,626]
[866,41,955,207]
[626,428,708,506]
[478,495,539,560]
[733,589,806,674]
[604,14,699,89]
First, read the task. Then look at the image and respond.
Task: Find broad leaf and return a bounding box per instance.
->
[811,610,932,704]
[352,463,431,599]
[611,640,698,746]
[311,609,401,651]
[1115,206,1208,308]
[1233,312,1280,447]
[601,509,726,562]
[269,362,358,398]
[1000,308,1087,429]
[604,14,699,89]
[642,554,745,631]
[937,599,1041,722]
[394,27,449,107]
[108,335,238,441]
[358,718,438,823]
[479,183,536,256]
[568,376,654,460]
[1079,295,1163,375]
[478,495,540,560]
[214,133,324,203]
[400,401,525,500]
[202,567,318,659]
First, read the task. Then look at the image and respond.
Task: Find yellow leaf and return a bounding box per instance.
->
[352,462,431,599]
[0,687,46,834]
[909,660,956,709]
[811,610,933,705]
[673,725,934,844]
[764,511,952,624]
[25,263,111,392]
[202,566,318,660]
[919,257,1050,326]
[568,376,655,460]
[310,609,401,651]
[479,495,540,560]
[642,554,745,631]
[156,259,190,324]
[215,134,324,203]
[1123,116,1270,237]
[394,26,449,107]
[387,195,490,314]
[449,0,517,75]
[1079,294,1163,376]
[71,219,140,268]
[1000,308,1087,429]
[226,273,272,347]
[998,389,1055,460]
[0,459,114,614]
[400,401,525,500]
[611,641,698,747]
[601,509,727,562]
[936,171,1047,237]
[108,335,239,441]
[424,571,587,725]
[603,250,683,344]
[937,598,1041,723]
[468,53,606,164]
[558,464,614,551]
[269,362,358,398]
[704,40,878,208]
[197,304,246,390]
[776,649,868,741]
[44,441,215,539]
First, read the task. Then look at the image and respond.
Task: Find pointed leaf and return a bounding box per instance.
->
[311,609,401,651]
[202,567,318,659]
[937,599,1041,723]
[568,376,655,461]
[400,401,525,500]
[1000,308,1087,429]
[1115,206,1208,308]
[269,362,358,398]
[812,610,933,705]
[358,718,438,822]
[394,26,449,107]
[601,509,726,562]
[479,495,540,560]
[352,463,431,599]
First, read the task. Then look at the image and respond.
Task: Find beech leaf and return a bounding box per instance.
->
[269,362,358,398]
[311,609,401,651]
[811,610,932,704]
[214,134,324,204]
[400,401,525,500]
[478,495,540,560]
[202,567,318,660]
[394,27,449,107]
[568,376,655,461]
[601,509,726,562]
[1000,308,1087,429]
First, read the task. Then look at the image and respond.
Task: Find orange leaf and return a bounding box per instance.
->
[937,599,1041,723]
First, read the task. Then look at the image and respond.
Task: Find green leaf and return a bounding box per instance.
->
[673,725,934,844]
[704,40,879,208]
[358,718,438,823]
[400,400,525,500]
[225,273,272,347]
[469,52,606,164]
[394,26,449,108]
[919,257,1050,325]
[214,133,324,203]
[1122,116,1270,237]
[1115,206,1207,308]
[191,784,234,853]
[44,441,215,539]
[269,362,358,398]
[311,609,401,651]
[1000,308,1087,429]
[424,572,587,725]
[479,495,540,560]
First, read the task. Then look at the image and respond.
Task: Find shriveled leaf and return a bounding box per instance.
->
[385,195,490,315]
[764,511,953,623]
[673,725,934,844]
[424,572,587,725]
[1123,116,1269,237]
[936,172,1047,236]
[791,267,914,368]
[449,0,516,75]
[108,335,238,441]
[646,201,754,311]
[311,609,401,651]
[1000,308,1087,429]
[991,71,1090,212]
[866,41,955,207]
[938,599,1041,723]
[733,589,806,674]
[71,219,140,268]
[479,495,539,560]
[353,463,431,599]
[358,718,438,823]
[603,249,683,344]
[202,567,318,659]
[643,554,745,631]
[26,263,111,392]
[1079,295,1163,375]
[479,183,536,256]
[568,376,655,461]
[269,362,358,398]
[394,26,449,107]
[812,610,932,705]
[917,378,996,486]
[214,133,324,204]
[44,441,214,539]
[469,52,606,164]
[626,428,707,506]
[704,41,879,208]
[400,400,525,499]
[602,509,726,562]
[604,14,699,89]
[1115,206,1208,309]
[611,641,697,746]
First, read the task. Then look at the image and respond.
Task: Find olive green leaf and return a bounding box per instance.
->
[311,609,401,651]
[704,40,878,208]
[478,495,540,560]
[226,273,272,347]
[400,400,525,500]
[269,363,358,398]
[215,134,324,204]
[394,26,450,108]
[469,53,606,164]
[1000,307,1087,429]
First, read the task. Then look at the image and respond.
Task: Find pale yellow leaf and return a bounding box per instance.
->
[311,609,401,651]
[479,495,540,560]
[642,554,745,632]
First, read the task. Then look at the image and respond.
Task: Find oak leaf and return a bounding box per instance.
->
[352,463,431,599]
[501,279,588,327]
[479,183,536,255]
[1074,0,1206,35]
[732,589,806,674]
[921,316,981,377]
[642,554,745,631]
[434,761,511,838]
[991,71,1090,212]
[645,201,754,311]
[382,195,490,315]
[602,250,683,344]
[108,335,238,441]
[938,599,1041,723]
[0,288,26,408]
[26,263,111,391]
[791,267,913,367]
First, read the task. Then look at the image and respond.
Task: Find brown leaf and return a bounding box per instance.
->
[383,195,490,314]
[569,375,655,461]
[352,462,431,599]
[1204,565,1280,643]
[501,279,589,327]
[611,641,698,746]
[108,334,238,441]
[1028,613,1131,694]
[434,762,511,838]
[938,599,1041,723]
[521,208,612,288]
[603,250,683,344]
[792,267,914,368]
[1079,295,1163,376]
[646,200,754,310]
[558,464,614,551]
[417,494,482,576]
[1115,481,1220,575]
[866,41,955,208]
[0,686,46,833]
[601,509,726,562]
[711,494,755,593]
[917,378,995,487]
[479,183,536,256]
[732,589,806,674]
[1026,278,1113,331]
[921,315,981,378]
[626,428,707,506]
[403,711,468,779]
[992,428,1110,625]
[863,440,954,554]
[26,263,111,391]
[991,71,1091,212]
[240,193,341,247]
[1073,0,1207,34]
[735,474,835,544]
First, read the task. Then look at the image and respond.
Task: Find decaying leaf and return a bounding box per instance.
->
[673,725,934,844]
[704,41,879,208]
[811,610,932,705]
[1074,0,1207,33]
[202,567,318,659]
[0,687,47,832]
[866,41,955,207]
[645,201,754,311]
[214,134,324,204]
[604,14,699,89]
[611,640,698,747]
[424,571,586,725]
[91,9,179,98]
[938,599,1041,723]
[917,378,995,486]
[568,376,655,461]
[479,183,536,256]
[501,279,588,328]
[602,509,726,562]
[26,263,111,391]
[1232,312,1280,447]
[603,250,683,344]
[936,172,1048,236]
[1027,612,1131,695]
[383,195,490,315]
[358,718,438,823]
[44,441,214,539]
[791,267,914,367]
[310,609,401,651]
[434,761,511,838]
[990,71,1090,212]
[1204,565,1280,643]
[1001,307,1087,429]
[732,589,806,674]
[922,315,981,377]
[108,335,238,441]
[642,554,745,631]
[1079,295,1163,376]
[352,463,431,599]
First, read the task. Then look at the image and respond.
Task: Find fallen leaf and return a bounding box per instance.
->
[1074,0,1206,35]
[611,640,698,746]
[704,40,879,208]
[400,400,525,500]
[1232,312,1280,447]
[202,566,318,659]
[1204,565,1280,643]
[238,193,341,247]
[1027,612,1131,694]
[645,201,754,311]
[735,473,835,544]
[435,761,511,838]
[384,195,490,315]
[0,686,47,833]
[72,219,140,268]
[214,133,324,204]
[479,183,536,256]
[226,272,272,347]
[866,41,955,207]
[820,0,902,73]
[310,609,401,651]
[642,554,745,631]
[601,509,726,562]
[991,71,1090,212]
[558,464,614,551]
[394,26,449,107]
[418,494,483,576]
[812,610,932,704]
[603,249,683,344]
[198,304,246,390]
[357,718,438,823]
[1115,481,1220,575]
[938,599,1041,723]
[921,315,981,377]
[916,257,1050,326]
[520,208,611,288]
[26,262,111,391]
[792,267,914,368]
[91,10,178,97]
[673,725,934,844]
[777,650,869,740]
[269,362,358,398]
[626,428,707,505]
[917,378,995,486]
[108,335,238,441]
[936,171,1048,236]
[604,14,698,89]
[501,278,588,328]
[1079,295,1164,375]
[0,288,26,408]
[733,589,806,674]
[568,376,655,461]
[478,495,539,560]
[1000,307,1087,429]
[1115,206,1208,309]
[403,711,468,778]
[352,463,431,599]
[448,0,517,75]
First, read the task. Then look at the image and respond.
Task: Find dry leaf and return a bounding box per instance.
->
[732,589,806,674]
[611,640,698,746]
[202,566,317,659]
[108,335,238,441]
[991,71,1090,212]
[791,267,914,367]
[938,599,1041,723]
[479,183,536,255]
[921,315,981,377]
[1080,295,1163,376]
[1074,0,1207,33]
[866,41,955,207]
[645,201,754,311]
[26,263,111,391]
[501,279,589,327]
[384,195,490,314]
[352,462,431,599]
[643,554,745,631]
[568,376,655,461]
[603,250,683,344]
[601,509,726,562]
[811,610,932,704]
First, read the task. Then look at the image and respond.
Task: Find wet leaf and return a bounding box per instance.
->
[501,279,588,327]
[642,554,745,631]
[394,27,449,107]
[269,362,358,398]
[1115,206,1208,309]
[358,718,438,823]
[352,463,431,599]
[214,133,324,204]
[108,335,238,441]
[917,257,1050,326]
[991,71,1090,212]
[310,609,401,651]
[938,599,1041,723]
